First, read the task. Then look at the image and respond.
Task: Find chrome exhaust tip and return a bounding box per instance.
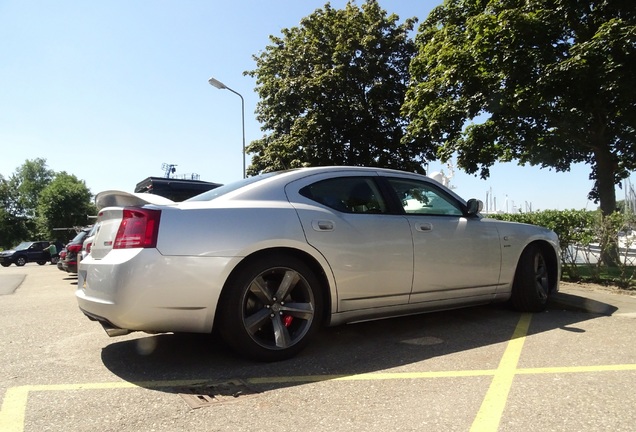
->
[101,322,132,337]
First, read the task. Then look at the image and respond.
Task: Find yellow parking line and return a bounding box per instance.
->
[249,369,497,384]
[0,387,28,432]
[3,366,635,432]
[470,313,532,432]
[2,309,636,432]
[518,364,636,374]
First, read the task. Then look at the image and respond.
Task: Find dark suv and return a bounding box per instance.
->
[0,241,63,267]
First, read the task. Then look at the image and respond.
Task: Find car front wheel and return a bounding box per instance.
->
[510,244,551,312]
[15,256,27,267]
[219,254,323,362]
[1,263,10,267]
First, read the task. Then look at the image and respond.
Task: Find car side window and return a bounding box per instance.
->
[300,177,388,214]
[387,178,463,216]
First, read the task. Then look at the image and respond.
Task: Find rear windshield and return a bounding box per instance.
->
[70,230,89,244]
[186,172,282,202]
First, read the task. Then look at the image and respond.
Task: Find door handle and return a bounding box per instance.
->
[312,220,335,231]
[415,222,433,232]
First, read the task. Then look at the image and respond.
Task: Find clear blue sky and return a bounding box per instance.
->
[1,0,631,211]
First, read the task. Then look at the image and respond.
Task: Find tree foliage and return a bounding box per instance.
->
[36,173,96,240]
[403,0,636,216]
[10,157,55,217]
[0,175,32,249]
[0,159,96,248]
[246,0,425,174]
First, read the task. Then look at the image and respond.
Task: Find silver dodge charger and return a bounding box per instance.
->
[77,166,560,361]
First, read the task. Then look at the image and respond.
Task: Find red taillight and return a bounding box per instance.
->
[85,242,92,254]
[113,208,161,249]
[68,244,82,253]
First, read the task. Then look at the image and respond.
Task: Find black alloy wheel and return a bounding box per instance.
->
[511,244,551,312]
[219,254,323,362]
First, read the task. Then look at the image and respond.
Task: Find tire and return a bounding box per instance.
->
[37,261,46,265]
[510,244,551,312]
[218,254,323,362]
[1,263,10,268]
[15,256,27,267]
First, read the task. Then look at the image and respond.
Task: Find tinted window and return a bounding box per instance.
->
[300,177,387,214]
[387,178,463,216]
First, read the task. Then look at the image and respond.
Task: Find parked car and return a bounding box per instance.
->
[0,241,63,267]
[77,166,561,361]
[57,248,67,271]
[59,228,92,273]
[81,223,99,261]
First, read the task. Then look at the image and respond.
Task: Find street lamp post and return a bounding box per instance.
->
[208,77,246,178]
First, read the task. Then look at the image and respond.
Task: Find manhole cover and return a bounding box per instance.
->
[178,379,259,408]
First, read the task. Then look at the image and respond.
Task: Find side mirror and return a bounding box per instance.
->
[466,198,483,215]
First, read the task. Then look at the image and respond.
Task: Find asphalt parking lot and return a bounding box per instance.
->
[1,264,635,432]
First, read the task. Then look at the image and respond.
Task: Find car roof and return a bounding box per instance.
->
[180,165,468,207]
[280,166,419,176]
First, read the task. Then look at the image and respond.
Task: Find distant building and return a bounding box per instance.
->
[134,177,222,202]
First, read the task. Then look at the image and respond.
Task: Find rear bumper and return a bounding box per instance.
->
[76,249,235,334]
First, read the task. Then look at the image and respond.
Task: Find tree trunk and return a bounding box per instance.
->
[593,147,619,266]
[594,147,617,217]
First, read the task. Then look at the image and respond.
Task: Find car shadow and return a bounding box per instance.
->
[63,275,78,285]
[100,298,615,395]
[550,291,619,315]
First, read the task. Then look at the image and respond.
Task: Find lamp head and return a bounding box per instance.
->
[208,77,227,90]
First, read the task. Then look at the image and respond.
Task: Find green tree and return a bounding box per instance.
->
[403,0,636,216]
[246,0,424,174]
[36,173,96,240]
[9,158,55,218]
[0,175,32,249]
[0,173,34,249]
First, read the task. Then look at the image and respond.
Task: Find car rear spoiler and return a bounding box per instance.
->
[95,190,176,211]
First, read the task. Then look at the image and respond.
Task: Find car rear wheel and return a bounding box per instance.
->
[219,254,323,362]
[37,261,46,265]
[15,256,27,267]
[510,244,551,312]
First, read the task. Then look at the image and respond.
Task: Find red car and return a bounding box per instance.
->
[58,228,92,273]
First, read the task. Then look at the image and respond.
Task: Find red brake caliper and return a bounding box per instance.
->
[283,315,294,327]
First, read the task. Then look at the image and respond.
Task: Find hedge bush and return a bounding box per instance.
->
[486,210,635,288]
